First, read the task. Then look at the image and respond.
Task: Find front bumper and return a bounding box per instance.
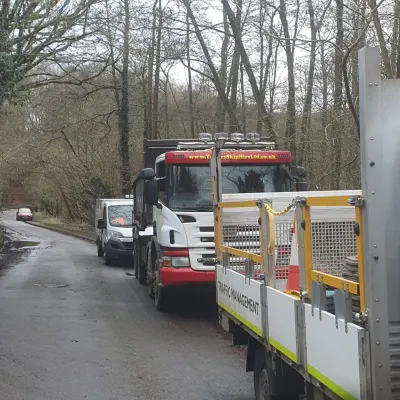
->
[160,267,215,286]
[105,238,134,259]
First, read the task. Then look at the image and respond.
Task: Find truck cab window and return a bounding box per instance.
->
[156,160,166,203]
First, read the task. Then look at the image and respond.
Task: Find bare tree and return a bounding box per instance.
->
[0,0,97,105]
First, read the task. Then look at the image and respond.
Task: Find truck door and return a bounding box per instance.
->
[153,160,166,237]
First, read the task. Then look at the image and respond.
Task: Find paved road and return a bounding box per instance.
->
[0,210,254,400]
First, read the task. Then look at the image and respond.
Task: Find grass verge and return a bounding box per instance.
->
[31,212,96,243]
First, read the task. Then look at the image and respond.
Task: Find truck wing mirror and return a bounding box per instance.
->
[295,180,308,192]
[144,179,159,206]
[297,166,306,178]
[294,165,307,191]
[97,219,106,229]
[140,168,156,180]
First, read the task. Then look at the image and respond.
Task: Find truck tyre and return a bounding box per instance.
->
[97,244,104,257]
[133,242,139,278]
[137,258,146,285]
[254,347,278,400]
[154,266,168,312]
[148,268,154,299]
[104,252,112,266]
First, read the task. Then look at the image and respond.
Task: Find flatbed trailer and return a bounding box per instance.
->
[212,47,400,399]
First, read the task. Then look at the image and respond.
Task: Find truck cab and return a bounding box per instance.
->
[96,198,134,265]
[134,132,305,311]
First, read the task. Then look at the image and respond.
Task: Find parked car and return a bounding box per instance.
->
[16,208,33,221]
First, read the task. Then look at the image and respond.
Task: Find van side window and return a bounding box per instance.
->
[156,160,166,203]
[103,206,107,221]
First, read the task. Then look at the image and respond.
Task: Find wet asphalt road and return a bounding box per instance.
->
[0,210,254,400]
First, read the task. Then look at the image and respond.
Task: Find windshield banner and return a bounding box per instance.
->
[165,151,291,164]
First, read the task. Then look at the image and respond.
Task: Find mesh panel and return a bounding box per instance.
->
[220,208,293,281]
[222,222,261,274]
[311,221,357,277]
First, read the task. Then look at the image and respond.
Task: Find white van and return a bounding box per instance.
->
[95,198,134,265]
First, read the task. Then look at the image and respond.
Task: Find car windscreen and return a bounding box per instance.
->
[108,205,133,227]
[19,208,31,214]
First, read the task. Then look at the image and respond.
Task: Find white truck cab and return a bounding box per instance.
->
[95,198,134,265]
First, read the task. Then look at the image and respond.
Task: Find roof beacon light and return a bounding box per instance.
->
[246,132,261,143]
[198,132,213,143]
[215,132,229,141]
[230,132,245,142]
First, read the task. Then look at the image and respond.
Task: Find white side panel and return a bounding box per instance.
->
[304,304,364,400]
[222,190,359,223]
[216,264,262,336]
[223,190,361,202]
[267,287,299,363]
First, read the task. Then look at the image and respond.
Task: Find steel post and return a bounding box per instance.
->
[358,46,400,398]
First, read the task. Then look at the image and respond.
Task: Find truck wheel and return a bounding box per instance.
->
[133,243,139,279]
[138,259,146,285]
[97,245,104,257]
[254,347,277,400]
[154,269,168,312]
[148,268,154,299]
[104,252,112,266]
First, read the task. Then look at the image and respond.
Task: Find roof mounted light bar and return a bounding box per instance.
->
[177,133,275,150]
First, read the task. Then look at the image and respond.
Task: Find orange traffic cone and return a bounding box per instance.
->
[286,215,300,293]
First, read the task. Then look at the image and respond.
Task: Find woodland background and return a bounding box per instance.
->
[0,0,398,223]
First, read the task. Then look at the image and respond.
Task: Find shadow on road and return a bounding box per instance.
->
[166,287,218,321]
[105,258,219,322]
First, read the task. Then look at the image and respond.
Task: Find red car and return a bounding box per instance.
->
[16,208,33,221]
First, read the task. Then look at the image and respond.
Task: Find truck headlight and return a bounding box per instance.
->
[162,256,190,268]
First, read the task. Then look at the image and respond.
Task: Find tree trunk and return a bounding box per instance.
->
[278,0,296,159]
[221,0,275,139]
[229,0,242,133]
[393,0,400,77]
[216,9,229,132]
[146,0,158,139]
[152,0,162,139]
[331,0,344,190]
[320,39,329,189]
[369,0,393,77]
[298,0,316,167]
[118,0,131,194]
[240,58,247,133]
[186,3,195,138]
[183,0,240,130]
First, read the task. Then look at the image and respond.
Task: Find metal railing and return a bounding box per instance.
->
[298,195,365,313]
[214,194,366,313]
[215,199,294,284]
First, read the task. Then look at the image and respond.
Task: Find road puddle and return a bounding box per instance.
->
[34,284,70,288]
[12,241,40,249]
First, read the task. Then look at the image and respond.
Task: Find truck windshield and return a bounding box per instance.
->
[108,205,133,227]
[168,164,290,211]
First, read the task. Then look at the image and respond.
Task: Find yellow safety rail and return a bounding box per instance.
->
[214,200,260,264]
[214,197,295,286]
[301,196,365,313]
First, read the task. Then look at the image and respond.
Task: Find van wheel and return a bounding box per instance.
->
[97,245,104,257]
